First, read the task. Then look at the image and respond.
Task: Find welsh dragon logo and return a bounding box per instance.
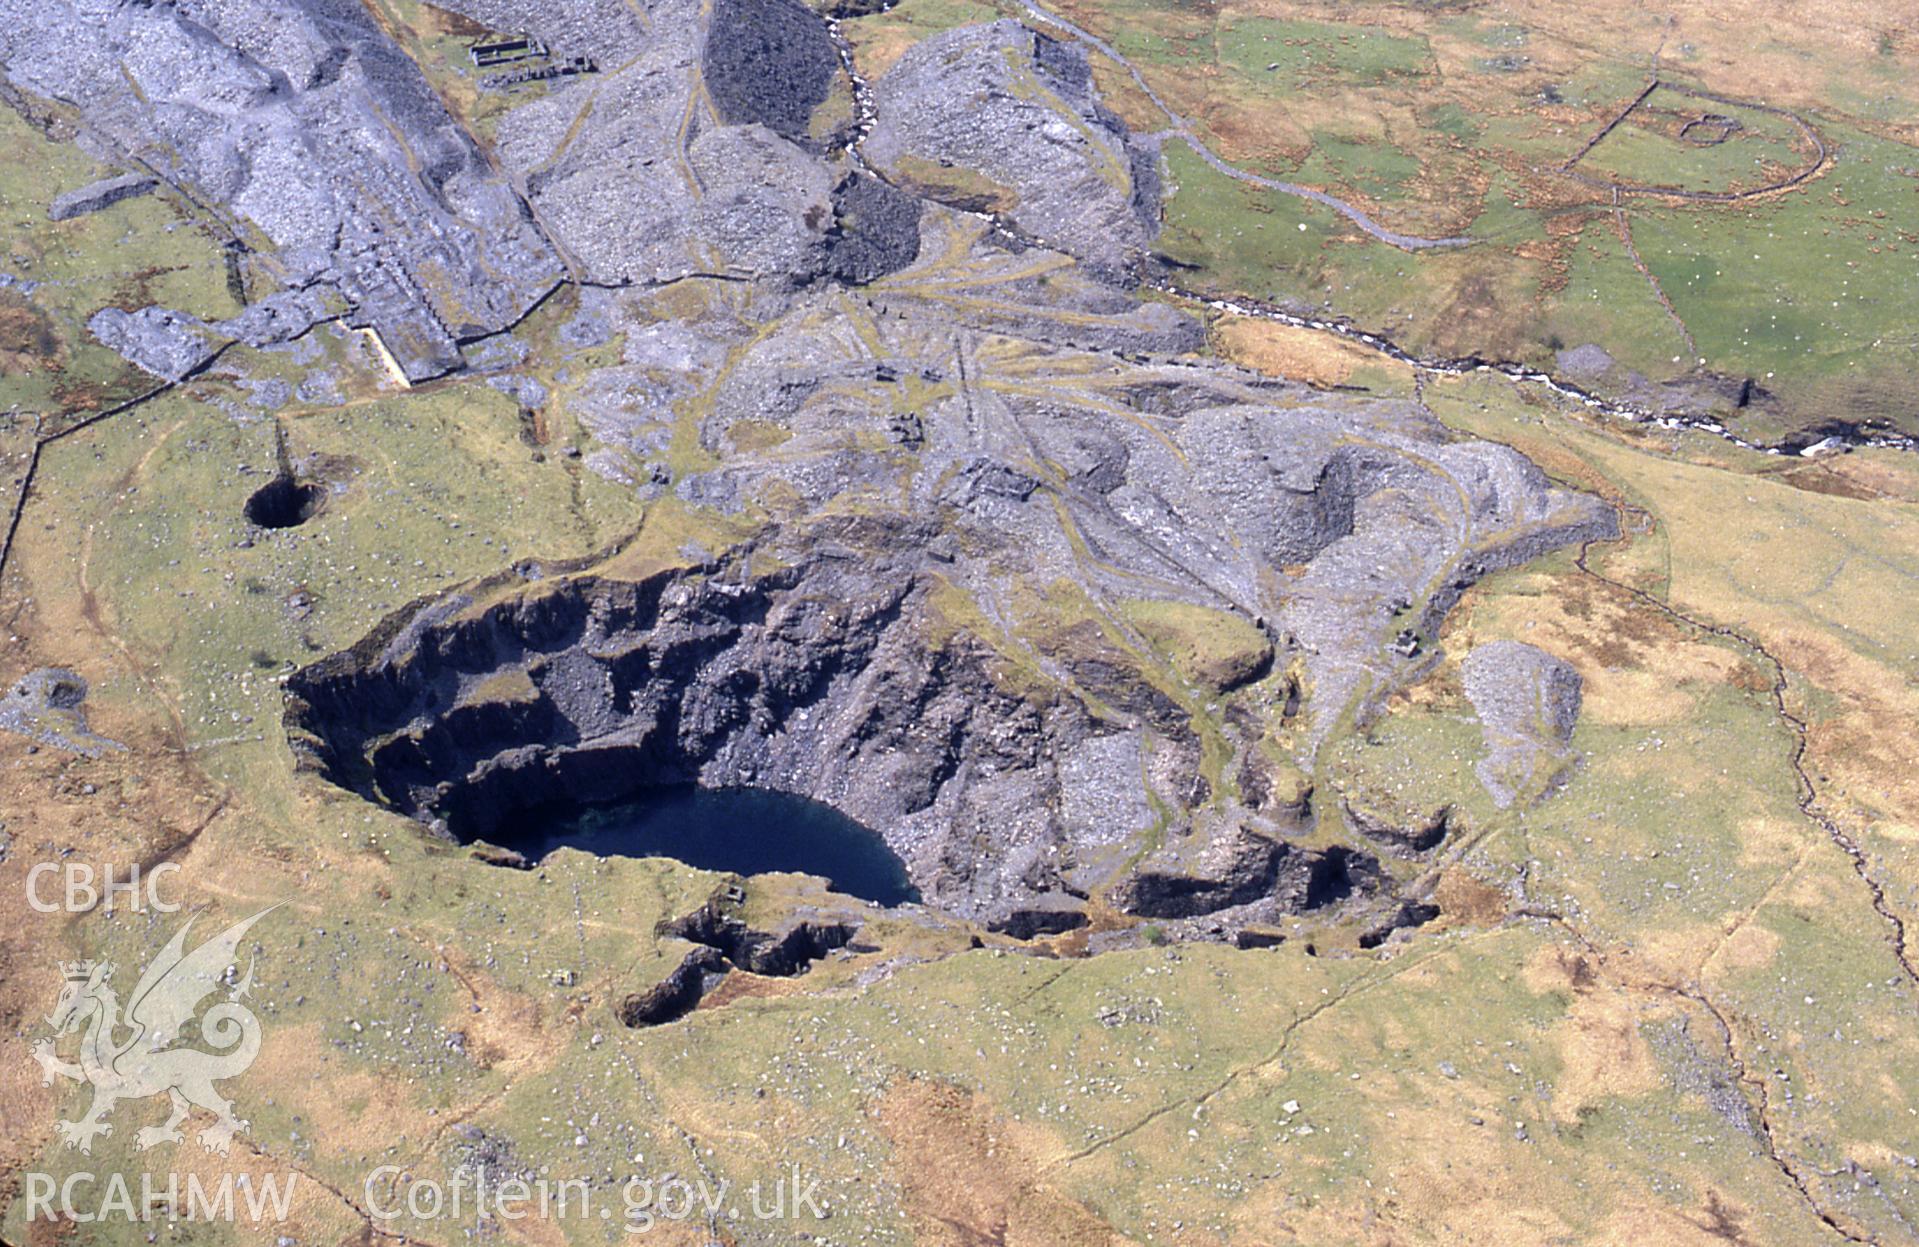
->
[32,907,277,1156]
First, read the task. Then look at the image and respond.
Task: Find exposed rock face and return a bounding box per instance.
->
[287,531,1105,929]
[1120,830,1375,920]
[865,21,1160,280]
[2,0,560,380]
[620,899,860,1025]
[1344,800,1451,857]
[1461,641,1583,807]
[619,946,727,1026]
[662,902,859,977]
[21,0,1603,942]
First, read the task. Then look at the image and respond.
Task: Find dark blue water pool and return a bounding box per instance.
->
[497,786,919,906]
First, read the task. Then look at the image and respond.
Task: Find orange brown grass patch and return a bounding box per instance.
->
[1211,314,1404,388]
[876,1077,1136,1246]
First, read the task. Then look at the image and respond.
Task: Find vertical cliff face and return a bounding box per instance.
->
[286,534,1106,930]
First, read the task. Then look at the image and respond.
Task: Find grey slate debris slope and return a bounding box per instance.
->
[87,288,343,381]
[86,306,218,383]
[703,0,842,143]
[1462,640,1584,807]
[2,0,561,381]
[489,0,854,287]
[864,21,1160,280]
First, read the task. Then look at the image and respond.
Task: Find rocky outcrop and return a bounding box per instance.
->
[287,282,1612,936]
[619,946,728,1026]
[662,903,859,976]
[87,307,217,383]
[1119,828,1378,921]
[285,529,1110,929]
[0,668,123,756]
[1344,799,1451,857]
[178,1,1622,945]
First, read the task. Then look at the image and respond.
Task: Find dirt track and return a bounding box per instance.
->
[1017,0,1476,251]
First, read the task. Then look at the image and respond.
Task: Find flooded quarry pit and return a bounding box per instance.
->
[477,786,919,906]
